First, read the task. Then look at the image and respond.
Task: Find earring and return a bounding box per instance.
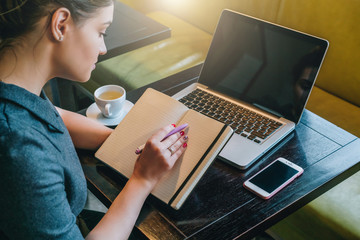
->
[58,36,63,41]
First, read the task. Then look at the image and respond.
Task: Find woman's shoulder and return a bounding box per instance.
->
[0,107,63,169]
[1,96,63,146]
[0,102,48,143]
[0,93,39,127]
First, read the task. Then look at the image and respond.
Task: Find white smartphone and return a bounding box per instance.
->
[243,157,304,199]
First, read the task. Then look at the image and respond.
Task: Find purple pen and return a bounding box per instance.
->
[162,123,188,140]
[135,123,188,154]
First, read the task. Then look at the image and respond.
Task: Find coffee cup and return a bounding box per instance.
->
[94,85,126,118]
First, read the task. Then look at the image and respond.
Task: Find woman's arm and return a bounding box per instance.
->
[57,107,189,239]
[86,124,188,240]
[56,107,113,150]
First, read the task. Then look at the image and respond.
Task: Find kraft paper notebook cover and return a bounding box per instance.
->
[95,88,233,210]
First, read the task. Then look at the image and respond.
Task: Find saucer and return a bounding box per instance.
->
[86,100,134,126]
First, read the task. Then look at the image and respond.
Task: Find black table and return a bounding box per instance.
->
[99,1,170,62]
[77,64,360,240]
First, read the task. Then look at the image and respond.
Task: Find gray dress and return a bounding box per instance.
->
[0,82,87,239]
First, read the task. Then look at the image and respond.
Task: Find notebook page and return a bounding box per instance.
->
[95,88,188,180]
[152,109,225,203]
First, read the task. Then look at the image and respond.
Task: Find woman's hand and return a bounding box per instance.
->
[132,124,188,189]
[88,124,188,240]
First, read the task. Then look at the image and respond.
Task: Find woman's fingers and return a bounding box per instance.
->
[166,135,187,154]
[134,124,189,186]
[151,124,176,142]
[162,130,185,148]
[166,135,188,165]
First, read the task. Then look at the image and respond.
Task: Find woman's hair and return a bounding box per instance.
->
[0,0,113,52]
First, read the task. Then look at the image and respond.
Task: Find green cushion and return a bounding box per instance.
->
[306,87,360,137]
[276,0,360,108]
[81,11,212,94]
[269,170,360,240]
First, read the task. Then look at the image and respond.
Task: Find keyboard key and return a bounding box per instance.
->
[220,112,229,117]
[237,126,245,131]
[235,129,243,134]
[267,128,276,133]
[247,135,256,140]
[184,102,192,107]
[215,110,223,115]
[219,117,227,122]
[252,131,266,139]
[202,109,209,114]
[244,127,252,133]
[270,122,283,129]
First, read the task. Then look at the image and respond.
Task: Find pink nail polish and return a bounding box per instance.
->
[183,143,187,148]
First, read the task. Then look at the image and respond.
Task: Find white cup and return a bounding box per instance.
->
[94,85,126,118]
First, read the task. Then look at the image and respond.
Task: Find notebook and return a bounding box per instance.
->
[172,9,329,169]
[95,88,233,209]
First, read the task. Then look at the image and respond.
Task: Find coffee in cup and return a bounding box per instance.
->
[98,91,123,100]
[94,85,126,118]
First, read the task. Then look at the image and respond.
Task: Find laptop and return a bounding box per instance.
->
[172,9,329,169]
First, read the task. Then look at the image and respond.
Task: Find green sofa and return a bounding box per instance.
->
[84,0,360,239]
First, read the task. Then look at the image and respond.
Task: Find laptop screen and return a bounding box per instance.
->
[198,10,328,123]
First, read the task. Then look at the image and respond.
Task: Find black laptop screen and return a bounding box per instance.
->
[198,10,328,123]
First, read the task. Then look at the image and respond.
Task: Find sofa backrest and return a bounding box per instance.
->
[121,0,360,107]
[275,0,360,107]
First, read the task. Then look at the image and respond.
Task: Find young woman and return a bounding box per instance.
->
[0,0,188,239]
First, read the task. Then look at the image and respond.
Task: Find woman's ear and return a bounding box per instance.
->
[50,8,71,42]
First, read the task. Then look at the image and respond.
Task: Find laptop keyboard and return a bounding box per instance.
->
[178,89,283,144]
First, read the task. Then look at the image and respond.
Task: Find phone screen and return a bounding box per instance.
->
[248,160,299,193]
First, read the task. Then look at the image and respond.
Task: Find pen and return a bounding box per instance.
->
[135,123,188,154]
